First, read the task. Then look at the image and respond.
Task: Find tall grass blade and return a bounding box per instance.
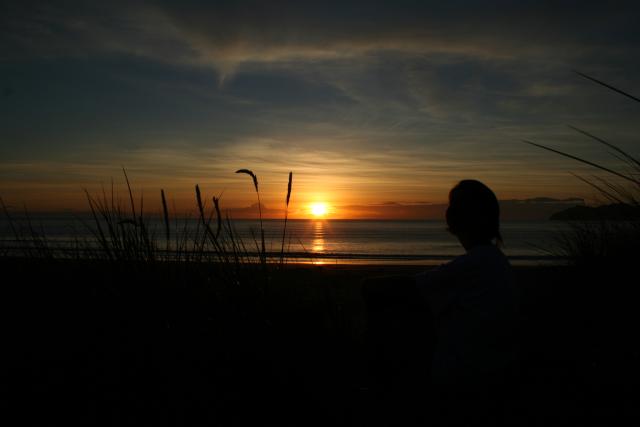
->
[213,196,222,239]
[161,189,170,252]
[22,204,50,258]
[195,185,205,223]
[1,197,21,248]
[574,70,640,103]
[195,185,226,265]
[235,169,258,192]
[84,189,113,261]
[236,169,265,264]
[591,175,637,205]
[122,167,136,222]
[570,173,623,204]
[568,125,640,169]
[286,171,292,206]
[523,140,640,185]
[280,172,293,265]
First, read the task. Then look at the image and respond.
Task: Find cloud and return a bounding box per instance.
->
[224,203,283,219]
[5,2,639,126]
[4,1,640,82]
[223,70,355,108]
[499,198,585,221]
[336,197,585,220]
[173,197,586,220]
[158,0,640,80]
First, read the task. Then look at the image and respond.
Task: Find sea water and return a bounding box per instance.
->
[0,214,570,265]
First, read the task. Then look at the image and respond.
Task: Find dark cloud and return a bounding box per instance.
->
[159,1,639,48]
[339,197,585,220]
[224,202,283,219]
[223,70,354,108]
[499,198,585,221]
[4,1,640,72]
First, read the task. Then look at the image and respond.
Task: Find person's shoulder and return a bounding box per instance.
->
[467,244,510,267]
[460,245,512,286]
[414,253,471,288]
[471,245,515,290]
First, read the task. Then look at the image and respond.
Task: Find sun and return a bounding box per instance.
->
[310,202,328,218]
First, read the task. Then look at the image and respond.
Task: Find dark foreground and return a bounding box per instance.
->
[2,259,639,425]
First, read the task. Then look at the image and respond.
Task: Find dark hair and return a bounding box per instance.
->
[446,180,503,247]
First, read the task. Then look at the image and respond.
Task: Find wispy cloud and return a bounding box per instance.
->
[5,1,639,80]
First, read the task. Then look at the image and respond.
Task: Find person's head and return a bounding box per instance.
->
[446,180,503,249]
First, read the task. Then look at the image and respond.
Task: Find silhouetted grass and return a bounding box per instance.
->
[280,171,293,266]
[1,196,56,259]
[0,168,302,298]
[235,168,266,265]
[0,167,380,426]
[525,71,640,266]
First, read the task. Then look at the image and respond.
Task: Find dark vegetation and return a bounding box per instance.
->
[4,259,639,425]
[525,71,640,267]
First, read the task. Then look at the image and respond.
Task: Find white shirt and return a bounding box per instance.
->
[415,244,519,388]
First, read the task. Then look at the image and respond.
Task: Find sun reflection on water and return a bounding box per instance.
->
[312,220,325,253]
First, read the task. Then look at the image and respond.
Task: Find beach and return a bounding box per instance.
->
[4,257,638,425]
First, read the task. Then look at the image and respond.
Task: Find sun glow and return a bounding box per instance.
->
[310,202,329,218]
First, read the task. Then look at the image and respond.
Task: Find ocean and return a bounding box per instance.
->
[0,214,570,265]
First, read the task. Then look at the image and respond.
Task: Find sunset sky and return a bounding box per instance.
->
[1,1,639,219]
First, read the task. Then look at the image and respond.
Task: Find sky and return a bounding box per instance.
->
[1,0,639,219]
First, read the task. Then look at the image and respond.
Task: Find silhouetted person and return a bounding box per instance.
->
[363,179,519,425]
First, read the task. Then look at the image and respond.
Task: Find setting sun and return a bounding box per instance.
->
[310,202,329,217]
